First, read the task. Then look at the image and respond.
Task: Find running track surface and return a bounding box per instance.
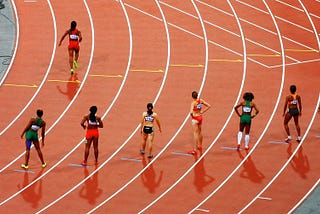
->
[0,0,319,213]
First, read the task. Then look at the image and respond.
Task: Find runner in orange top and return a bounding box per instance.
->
[283,85,302,142]
[58,20,82,74]
[80,106,103,166]
[189,91,211,155]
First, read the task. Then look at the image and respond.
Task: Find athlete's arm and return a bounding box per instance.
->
[41,121,46,146]
[58,30,69,46]
[97,117,104,128]
[80,116,87,129]
[201,99,211,114]
[298,95,302,116]
[283,96,289,116]
[154,113,162,133]
[20,118,33,138]
[234,103,242,117]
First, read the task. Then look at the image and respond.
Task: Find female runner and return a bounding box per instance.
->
[58,20,82,74]
[140,103,162,159]
[81,106,103,166]
[189,91,211,155]
[234,92,259,150]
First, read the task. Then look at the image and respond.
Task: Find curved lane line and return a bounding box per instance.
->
[0,0,95,205]
[0,0,56,135]
[137,0,248,212]
[36,0,170,212]
[289,177,320,213]
[189,0,286,212]
[0,0,19,86]
[240,93,320,213]
[298,0,320,51]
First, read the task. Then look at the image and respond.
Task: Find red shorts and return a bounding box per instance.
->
[68,41,80,51]
[192,115,203,124]
[86,129,99,139]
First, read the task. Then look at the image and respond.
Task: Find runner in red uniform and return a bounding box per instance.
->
[59,20,82,74]
[80,106,103,166]
[189,91,211,155]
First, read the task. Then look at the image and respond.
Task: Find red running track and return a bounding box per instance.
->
[0,0,319,213]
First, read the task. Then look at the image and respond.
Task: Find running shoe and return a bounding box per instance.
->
[197,146,202,151]
[73,60,78,69]
[21,164,29,170]
[140,150,145,155]
[42,163,47,168]
[285,136,292,142]
[81,161,87,166]
[147,154,153,159]
[95,161,99,166]
[237,144,241,150]
[70,68,74,74]
[245,146,249,150]
[296,136,302,142]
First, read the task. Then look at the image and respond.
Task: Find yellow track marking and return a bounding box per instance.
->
[3,83,38,88]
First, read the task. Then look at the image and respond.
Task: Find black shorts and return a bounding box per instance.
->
[143,126,153,134]
[289,108,299,116]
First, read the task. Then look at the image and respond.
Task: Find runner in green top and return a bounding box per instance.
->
[20,109,47,169]
[234,92,259,150]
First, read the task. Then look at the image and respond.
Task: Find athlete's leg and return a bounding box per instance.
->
[33,140,45,164]
[293,115,301,139]
[147,133,154,157]
[198,124,203,149]
[140,133,148,154]
[68,49,74,69]
[92,138,99,163]
[83,138,92,163]
[284,113,292,140]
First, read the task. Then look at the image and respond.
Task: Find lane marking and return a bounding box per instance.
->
[3,83,38,88]
[257,196,272,201]
[285,48,318,52]
[131,69,163,73]
[195,208,210,212]
[221,146,240,151]
[68,163,87,168]
[47,79,81,83]
[89,74,123,78]
[315,136,320,139]
[120,157,142,162]
[269,141,289,145]
[13,169,35,174]
[209,58,243,62]
[170,64,204,68]
[171,152,193,156]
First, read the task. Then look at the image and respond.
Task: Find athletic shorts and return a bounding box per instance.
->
[68,42,80,51]
[86,128,99,139]
[25,130,38,141]
[289,108,299,116]
[192,115,203,124]
[143,126,154,134]
[240,114,252,125]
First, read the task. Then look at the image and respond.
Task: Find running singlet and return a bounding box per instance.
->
[288,94,298,105]
[144,114,154,123]
[193,99,202,111]
[31,118,43,131]
[68,29,80,50]
[242,101,252,114]
[88,119,99,126]
[69,29,79,42]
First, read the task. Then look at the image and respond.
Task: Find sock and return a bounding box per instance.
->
[245,135,250,147]
[238,132,242,145]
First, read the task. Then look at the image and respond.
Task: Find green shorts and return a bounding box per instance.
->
[25,130,39,141]
[240,114,252,125]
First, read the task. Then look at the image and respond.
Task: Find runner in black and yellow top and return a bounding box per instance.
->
[283,85,302,142]
[140,103,161,159]
[234,92,259,150]
[20,109,47,169]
